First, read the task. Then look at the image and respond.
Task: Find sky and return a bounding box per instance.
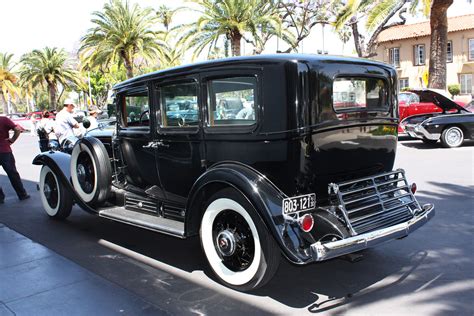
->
[2,0,474,64]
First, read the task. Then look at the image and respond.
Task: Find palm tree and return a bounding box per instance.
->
[80,0,164,79]
[0,52,20,114]
[20,47,79,110]
[177,0,286,58]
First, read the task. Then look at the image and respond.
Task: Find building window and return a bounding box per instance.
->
[469,39,474,60]
[389,47,400,68]
[399,78,409,90]
[460,74,472,94]
[413,44,425,65]
[446,40,453,63]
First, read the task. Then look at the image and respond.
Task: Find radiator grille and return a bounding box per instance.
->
[330,169,421,235]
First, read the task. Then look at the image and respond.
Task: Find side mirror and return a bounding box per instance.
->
[83,118,91,129]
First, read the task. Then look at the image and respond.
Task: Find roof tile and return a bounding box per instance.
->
[377,14,474,43]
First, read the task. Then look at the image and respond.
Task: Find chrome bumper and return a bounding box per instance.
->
[405,124,440,140]
[310,203,435,261]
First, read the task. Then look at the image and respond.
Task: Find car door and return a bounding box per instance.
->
[116,85,164,197]
[154,76,205,206]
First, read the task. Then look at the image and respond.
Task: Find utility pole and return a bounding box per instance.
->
[88,71,93,108]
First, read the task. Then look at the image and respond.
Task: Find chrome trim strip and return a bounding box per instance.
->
[310,203,434,261]
[405,124,440,140]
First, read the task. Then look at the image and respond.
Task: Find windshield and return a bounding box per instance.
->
[398,93,411,103]
[466,101,474,112]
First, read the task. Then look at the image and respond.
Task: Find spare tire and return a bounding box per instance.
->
[70,137,111,206]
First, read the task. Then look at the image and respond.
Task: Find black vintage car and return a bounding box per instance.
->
[33,55,434,291]
[403,89,474,147]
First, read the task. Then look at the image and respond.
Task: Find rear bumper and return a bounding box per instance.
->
[310,203,434,261]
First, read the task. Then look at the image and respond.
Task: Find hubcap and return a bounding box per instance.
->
[216,230,236,256]
[212,210,255,272]
[44,183,51,199]
[44,172,58,208]
[77,152,94,193]
[447,128,462,146]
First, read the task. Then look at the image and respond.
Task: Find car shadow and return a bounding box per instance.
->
[1,177,473,314]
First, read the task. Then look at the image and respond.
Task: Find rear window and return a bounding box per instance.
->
[333,77,389,112]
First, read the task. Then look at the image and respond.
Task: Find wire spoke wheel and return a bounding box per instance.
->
[200,188,280,291]
[213,210,255,272]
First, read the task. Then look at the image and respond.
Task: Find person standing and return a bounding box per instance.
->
[0,116,30,203]
[55,100,80,145]
[37,110,58,152]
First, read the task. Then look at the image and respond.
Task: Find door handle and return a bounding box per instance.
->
[156,141,170,148]
[142,141,158,149]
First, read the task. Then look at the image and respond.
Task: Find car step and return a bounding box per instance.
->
[98,207,185,238]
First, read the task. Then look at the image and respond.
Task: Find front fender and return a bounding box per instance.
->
[32,151,97,214]
[185,161,316,264]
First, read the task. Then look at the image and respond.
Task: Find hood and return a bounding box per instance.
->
[407,88,468,113]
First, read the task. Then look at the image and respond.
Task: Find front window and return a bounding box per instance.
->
[207,76,257,126]
[121,89,149,128]
[389,47,400,68]
[414,44,425,66]
[160,82,199,128]
[333,77,389,112]
[460,74,473,94]
[469,39,474,60]
[447,40,453,63]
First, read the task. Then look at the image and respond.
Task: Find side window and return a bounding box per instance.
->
[160,82,199,128]
[207,76,257,126]
[121,89,149,128]
[333,77,389,113]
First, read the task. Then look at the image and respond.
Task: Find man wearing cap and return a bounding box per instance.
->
[55,99,80,144]
[0,116,30,203]
[87,108,101,130]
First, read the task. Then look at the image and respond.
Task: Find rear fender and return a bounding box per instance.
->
[185,162,321,264]
[32,152,97,214]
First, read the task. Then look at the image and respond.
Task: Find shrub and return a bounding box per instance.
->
[448,84,460,98]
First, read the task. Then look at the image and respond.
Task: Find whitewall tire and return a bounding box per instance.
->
[200,188,280,291]
[441,126,464,148]
[39,165,73,219]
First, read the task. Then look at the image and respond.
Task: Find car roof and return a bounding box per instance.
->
[114,54,392,90]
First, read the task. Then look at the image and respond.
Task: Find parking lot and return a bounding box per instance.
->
[1,134,473,315]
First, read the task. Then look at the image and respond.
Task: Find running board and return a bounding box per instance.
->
[99,207,185,238]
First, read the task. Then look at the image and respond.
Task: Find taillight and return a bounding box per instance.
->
[411,183,417,194]
[299,214,314,232]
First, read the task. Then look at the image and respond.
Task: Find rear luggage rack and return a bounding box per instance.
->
[329,169,421,235]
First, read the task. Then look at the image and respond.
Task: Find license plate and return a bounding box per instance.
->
[282,193,316,214]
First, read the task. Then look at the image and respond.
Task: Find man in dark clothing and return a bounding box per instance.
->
[0,116,30,203]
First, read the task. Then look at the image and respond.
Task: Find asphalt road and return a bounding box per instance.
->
[1,134,473,315]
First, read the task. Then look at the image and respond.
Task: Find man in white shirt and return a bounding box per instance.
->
[55,100,80,144]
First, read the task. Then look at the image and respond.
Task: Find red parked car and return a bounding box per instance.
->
[5,113,31,131]
[398,89,465,133]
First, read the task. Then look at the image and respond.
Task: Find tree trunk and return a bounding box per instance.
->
[428,0,453,89]
[120,51,134,79]
[48,83,57,110]
[230,32,242,56]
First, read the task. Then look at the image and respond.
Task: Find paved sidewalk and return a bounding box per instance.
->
[0,224,165,316]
